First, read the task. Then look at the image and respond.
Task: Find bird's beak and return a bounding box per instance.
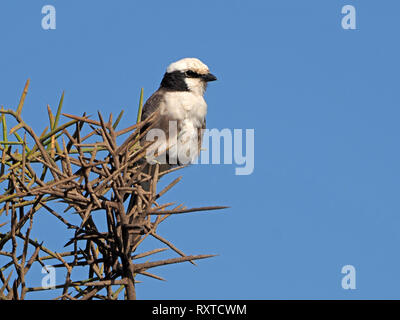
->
[202,73,217,82]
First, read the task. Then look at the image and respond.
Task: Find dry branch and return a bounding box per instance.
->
[0,81,227,300]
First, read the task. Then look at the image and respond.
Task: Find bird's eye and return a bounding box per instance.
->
[185,70,197,78]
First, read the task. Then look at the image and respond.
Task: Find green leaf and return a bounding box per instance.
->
[1,107,7,142]
[53,91,64,130]
[136,88,144,124]
[16,79,30,116]
[113,110,124,129]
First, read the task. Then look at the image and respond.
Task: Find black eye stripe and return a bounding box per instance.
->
[184,70,201,78]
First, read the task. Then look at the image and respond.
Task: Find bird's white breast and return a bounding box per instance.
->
[160,91,207,126]
[157,91,207,164]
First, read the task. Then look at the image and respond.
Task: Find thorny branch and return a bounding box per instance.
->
[0,80,227,300]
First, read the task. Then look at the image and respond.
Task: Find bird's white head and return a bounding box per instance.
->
[160,58,217,96]
[167,58,210,75]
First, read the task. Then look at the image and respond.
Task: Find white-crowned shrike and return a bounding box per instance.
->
[141,57,217,167]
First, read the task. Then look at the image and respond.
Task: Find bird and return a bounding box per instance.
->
[140,57,217,168]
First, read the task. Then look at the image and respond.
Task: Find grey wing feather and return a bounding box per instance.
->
[140,89,165,138]
[141,90,164,121]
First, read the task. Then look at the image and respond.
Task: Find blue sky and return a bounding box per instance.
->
[1,0,400,299]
